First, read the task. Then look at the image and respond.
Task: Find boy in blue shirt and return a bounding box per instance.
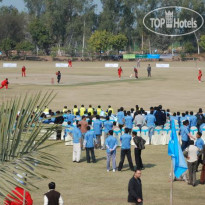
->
[117,107,125,130]
[118,128,134,171]
[105,130,118,172]
[84,126,97,163]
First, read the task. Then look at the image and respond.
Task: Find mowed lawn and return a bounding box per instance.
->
[0,60,205,204]
[32,142,205,205]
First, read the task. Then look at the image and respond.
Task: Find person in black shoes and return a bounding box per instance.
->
[118,128,134,171]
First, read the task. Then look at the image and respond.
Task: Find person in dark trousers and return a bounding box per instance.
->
[56,71,61,84]
[128,170,143,205]
[84,126,96,163]
[54,111,64,140]
[132,132,146,170]
[196,108,205,131]
[147,64,151,77]
[200,145,205,184]
[44,182,63,205]
[118,128,134,171]
[154,106,166,127]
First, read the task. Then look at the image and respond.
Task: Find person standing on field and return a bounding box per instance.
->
[198,68,202,83]
[147,64,151,77]
[56,71,61,84]
[22,66,26,77]
[128,170,143,205]
[118,66,123,79]
[44,182,63,205]
[134,67,138,79]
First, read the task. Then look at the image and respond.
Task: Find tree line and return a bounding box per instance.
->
[0,0,205,58]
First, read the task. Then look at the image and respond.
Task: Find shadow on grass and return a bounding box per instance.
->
[144,163,156,169]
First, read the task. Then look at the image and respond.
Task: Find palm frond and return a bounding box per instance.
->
[0,91,62,203]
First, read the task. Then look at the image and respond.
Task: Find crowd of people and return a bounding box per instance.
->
[38,104,205,187]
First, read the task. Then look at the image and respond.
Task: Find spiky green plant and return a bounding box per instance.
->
[0,91,62,203]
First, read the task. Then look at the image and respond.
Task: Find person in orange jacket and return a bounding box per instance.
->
[0,78,9,89]
[4,186,33,205]
[22,66,26,77]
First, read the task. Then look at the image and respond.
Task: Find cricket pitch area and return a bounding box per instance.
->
[0,60,205,205]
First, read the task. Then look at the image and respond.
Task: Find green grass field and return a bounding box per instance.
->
[0,60,205,204]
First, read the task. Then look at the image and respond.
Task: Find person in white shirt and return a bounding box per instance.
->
[44,182,63,205]
[184,140,199,186]
[134,111,145,131]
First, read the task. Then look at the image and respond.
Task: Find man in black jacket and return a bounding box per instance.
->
[128,170,143,205]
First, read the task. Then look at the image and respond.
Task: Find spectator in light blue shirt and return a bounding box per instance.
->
[118,128,134,171]
[103,116,113,149]
[195,132,205,171]
[63,121,74,140]
[125,111,133,133]
[117,107,125,130]
[180,120,194,151]
[145,111,156,144]
[67,110,75,124]
[84,126,96,163]
[180,113,187,126]
[93,115,103,149]
[68,124,82,163]
[105,130,118,172]
[189,111,197,127]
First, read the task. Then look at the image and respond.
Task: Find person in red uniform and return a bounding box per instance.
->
[134,67,138,79]
[198,68,202,83]
[4,186,33,205]
[22,66,26,77]
[68,60,72,67]
[0,78,9,89]
[118,66,123,78]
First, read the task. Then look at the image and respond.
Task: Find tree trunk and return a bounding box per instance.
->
[141,33,144,54]
[194,32,200,55]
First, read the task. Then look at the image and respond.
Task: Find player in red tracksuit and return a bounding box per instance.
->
[134,67,138,79]
[68,60,72,67]
[22,66,26,77]
[118,66,123,78]
[198,68,202,83]
[4,186,33,205]
[0,78,9,89]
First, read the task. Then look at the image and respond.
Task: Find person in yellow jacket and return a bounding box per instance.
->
[107,105,114,115]
[73,105,79,115]
[97,105,102,115]
[44,106,49,114]
[80,105,86,116]
[87,105,94,115]
[63,106,68,113]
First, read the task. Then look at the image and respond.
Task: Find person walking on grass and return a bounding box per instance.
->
[128,170,143,205]
[105,130,118,172]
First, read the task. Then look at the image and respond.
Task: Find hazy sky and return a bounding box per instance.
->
[0,0,102,13]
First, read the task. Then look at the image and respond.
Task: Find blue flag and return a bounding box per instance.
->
[168,120,187,178]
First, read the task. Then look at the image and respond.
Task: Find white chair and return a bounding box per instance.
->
[163,127,171,145]
[131,126,141,145]
[152,126,163,145]
[113,128,121,146]
[141,126,149,145]
[190,126,198,137]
